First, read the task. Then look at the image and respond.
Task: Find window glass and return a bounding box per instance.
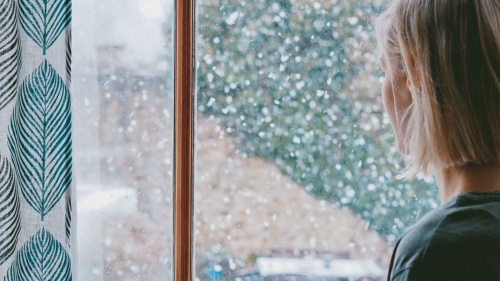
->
[195,0,438,280]
[73,1,173,280]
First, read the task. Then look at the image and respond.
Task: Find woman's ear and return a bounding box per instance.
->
[404,53,420,92]
[407,78,414,93]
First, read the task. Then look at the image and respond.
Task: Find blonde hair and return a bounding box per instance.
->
[376,0,500,177]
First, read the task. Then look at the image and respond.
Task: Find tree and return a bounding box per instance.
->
[196,0,439,239]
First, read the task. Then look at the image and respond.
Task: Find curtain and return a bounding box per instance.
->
[0,0,74,279]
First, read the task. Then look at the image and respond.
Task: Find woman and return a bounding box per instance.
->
[376,0,500,280]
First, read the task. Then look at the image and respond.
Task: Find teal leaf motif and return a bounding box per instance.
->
[19,0,71,55]
[65,30,71,82]
[5,228,72,281]
[0,0,21,110]
[8,60,72,221]
[64,193,71,246]
[0,155,20,266]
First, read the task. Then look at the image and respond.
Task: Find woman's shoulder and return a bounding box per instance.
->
[401,190,500,252]
[388,191,500,280]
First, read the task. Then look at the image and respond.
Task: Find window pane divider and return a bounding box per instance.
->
[174,0,195,279]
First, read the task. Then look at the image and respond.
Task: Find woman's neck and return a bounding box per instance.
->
[435,163,500,204]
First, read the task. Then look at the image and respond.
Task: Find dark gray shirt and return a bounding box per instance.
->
[387,191,500,281]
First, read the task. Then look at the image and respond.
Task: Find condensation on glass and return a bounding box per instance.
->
[72,0,174,280]
[194,0,438,280]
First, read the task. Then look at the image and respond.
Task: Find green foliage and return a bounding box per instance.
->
[196,0,439,239]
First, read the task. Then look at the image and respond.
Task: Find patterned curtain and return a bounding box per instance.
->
[0,0,74,279]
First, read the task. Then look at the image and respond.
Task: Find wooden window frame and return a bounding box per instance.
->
[174,0,195,280]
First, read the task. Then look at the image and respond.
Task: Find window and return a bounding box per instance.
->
[194,0,438,280]
[72,0,439,280]
[73,0,174,279]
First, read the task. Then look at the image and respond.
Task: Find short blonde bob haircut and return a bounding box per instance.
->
[376,0,500,177]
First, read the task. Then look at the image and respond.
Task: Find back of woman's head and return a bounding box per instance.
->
[377,0,500,176]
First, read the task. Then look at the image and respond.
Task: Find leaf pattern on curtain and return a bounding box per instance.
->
[0,156,20,266]
[8,60,72,221]
[19,0,71,55]
[4,228,71,281]
[64,193,71,246]
[65,30,71,83]
[0,0,20,111]
[0,0,73,277]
